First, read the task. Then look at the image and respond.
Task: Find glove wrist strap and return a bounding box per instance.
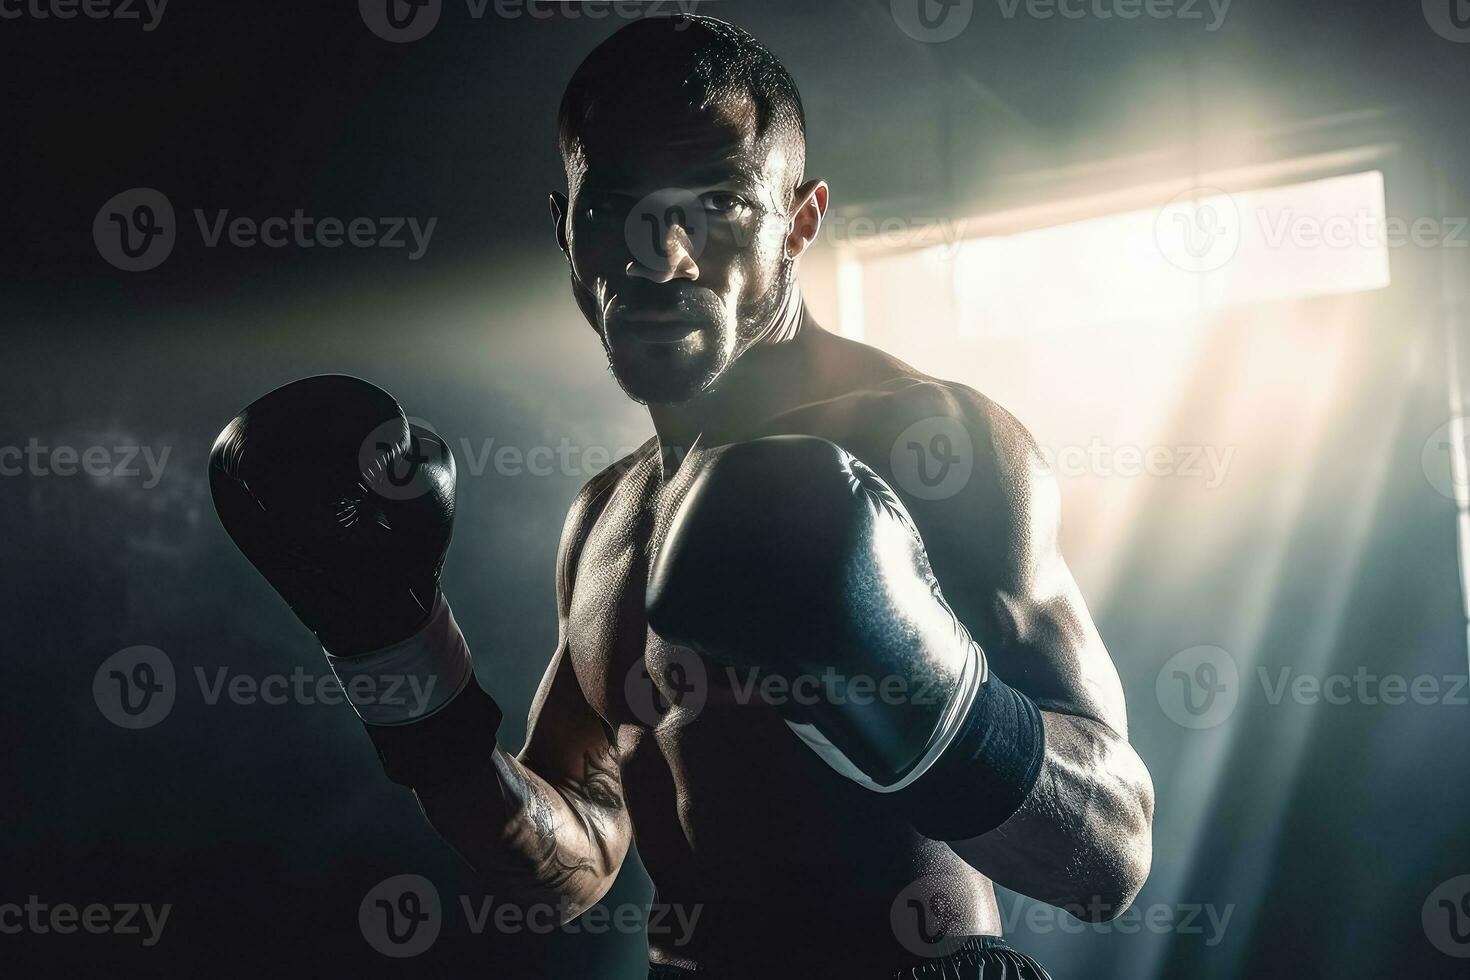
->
[323,591,472,726]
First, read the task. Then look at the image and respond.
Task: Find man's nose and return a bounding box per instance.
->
[627,221,700,283]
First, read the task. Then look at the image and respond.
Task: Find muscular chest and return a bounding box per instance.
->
[563,454,705,730]
[560,414,1002,730]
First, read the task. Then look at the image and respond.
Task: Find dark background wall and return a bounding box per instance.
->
[5,1,1470,976]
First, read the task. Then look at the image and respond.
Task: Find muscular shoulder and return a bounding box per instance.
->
[880,376,1050,499]
[820,369,1062,593]
[900,380,1058,583]
[783,332,1045,479]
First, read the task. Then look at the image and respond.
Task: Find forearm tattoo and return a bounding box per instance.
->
[486,744,623,896]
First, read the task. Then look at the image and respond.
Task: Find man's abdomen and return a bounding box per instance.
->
[615,699,1003,973]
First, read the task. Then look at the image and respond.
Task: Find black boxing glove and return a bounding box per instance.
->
[210,375,501,788]
[209,375,454,656]
[647,436,1042,834]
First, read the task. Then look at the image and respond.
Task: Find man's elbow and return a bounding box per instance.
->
[1080,843,1152,921]
[1065,779,1155,921]
[1048,841,1150,922]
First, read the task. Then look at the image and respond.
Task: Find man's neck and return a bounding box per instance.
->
[649,288,809,472]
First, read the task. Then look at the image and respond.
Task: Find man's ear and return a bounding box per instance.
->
[549,192,570,253]
[785,179,829,260]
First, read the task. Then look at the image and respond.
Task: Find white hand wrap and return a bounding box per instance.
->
[323,592,474,726]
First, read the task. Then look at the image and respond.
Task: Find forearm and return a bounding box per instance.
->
[413,743,627,914]
[361,678,629,916]
[954,711,1154,919]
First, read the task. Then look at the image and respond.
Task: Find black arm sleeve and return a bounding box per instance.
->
[899,671,1045,840]
[363,681,504,791]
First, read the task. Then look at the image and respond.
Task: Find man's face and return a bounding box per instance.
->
[556,99,798,405]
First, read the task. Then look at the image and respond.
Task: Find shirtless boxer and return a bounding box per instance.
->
[209,15,1153,978]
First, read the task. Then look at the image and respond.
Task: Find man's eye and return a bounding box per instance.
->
[582,197,621,221]
[703,192,746,215]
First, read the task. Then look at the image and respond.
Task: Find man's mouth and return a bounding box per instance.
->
[616,315,704,345]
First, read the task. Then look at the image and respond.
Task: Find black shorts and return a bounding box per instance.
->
[647,936,1053,979]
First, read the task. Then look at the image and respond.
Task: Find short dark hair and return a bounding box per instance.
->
[557,15,806,167]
